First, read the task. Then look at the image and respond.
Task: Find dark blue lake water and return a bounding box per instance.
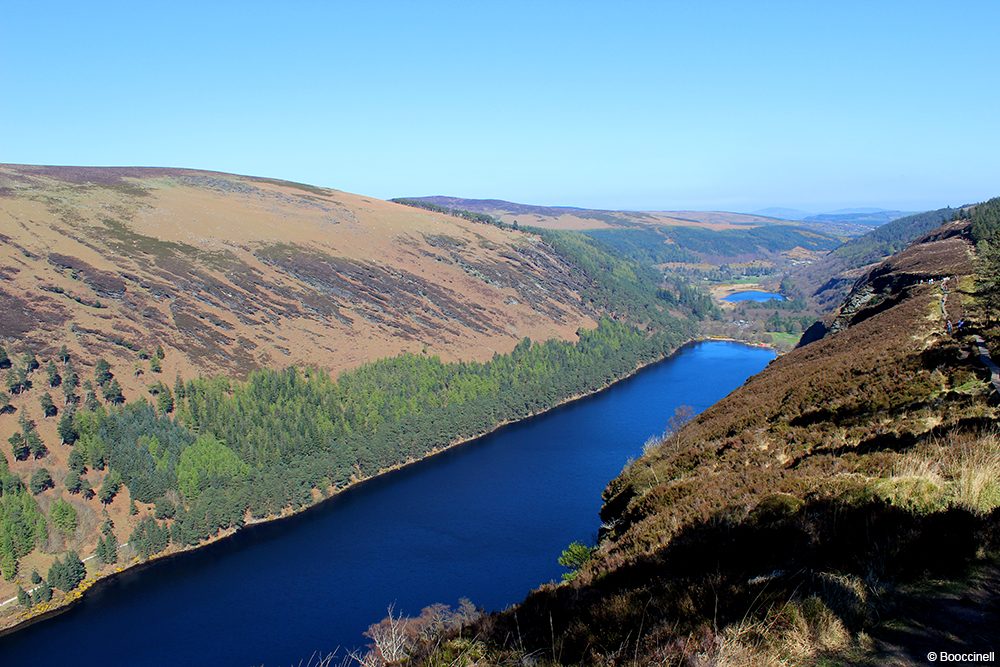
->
[723,290,786,303]
[0,341,774,667]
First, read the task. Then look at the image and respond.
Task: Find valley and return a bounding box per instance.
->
[1,165,996,666]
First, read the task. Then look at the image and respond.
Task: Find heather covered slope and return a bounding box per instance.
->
[0,165,596,381]
[0,165,705,632]
[402,218,1000,665]
[397,196,788,231]
[396,195,846,267]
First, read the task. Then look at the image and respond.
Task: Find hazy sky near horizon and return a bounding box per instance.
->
[2,1,998,212]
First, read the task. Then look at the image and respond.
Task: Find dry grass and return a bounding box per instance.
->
[952,432,1000,514]
[875,432,1000,515]
[717,597,851,667]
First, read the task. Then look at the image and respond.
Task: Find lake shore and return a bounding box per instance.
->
[0,337,773,638]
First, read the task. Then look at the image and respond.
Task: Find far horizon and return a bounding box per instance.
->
[0,161,969,216]
[2,2,998,212]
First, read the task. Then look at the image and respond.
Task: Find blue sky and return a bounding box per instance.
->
[2,1,998,211]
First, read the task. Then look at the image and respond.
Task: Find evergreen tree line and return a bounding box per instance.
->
[968,197,1000,321]
[60,318,686,556]
[0,453,47,581]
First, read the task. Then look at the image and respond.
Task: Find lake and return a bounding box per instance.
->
[0,341,775,667]
[723,290,786,302]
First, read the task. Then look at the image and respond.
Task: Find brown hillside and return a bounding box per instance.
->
[404,220,1000,666]
[0,164,596,386]
[0,164,605,620]
[402,196,797,231]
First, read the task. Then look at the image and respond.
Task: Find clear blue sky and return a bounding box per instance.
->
[2,1,998,212]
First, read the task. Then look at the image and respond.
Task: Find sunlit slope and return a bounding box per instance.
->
[0,165,596,381]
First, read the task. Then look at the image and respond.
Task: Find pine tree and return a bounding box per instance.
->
[6,368,25,394]
[51,498,78,536]
[47,552,85,591]
[0,345,10,369]
[103,379,124,404]
[155,344,165,360]
[94,358,112,386]
[35,579,52,603]
[8,431,29,461]
[64,551,85,588]
[16,586,30,608]
[63,361,78,387]
[39,392,57,418]
[149,356,162,373]
[64,470,82,494]
[97,530,118,565]
[62,382,78,406]
[67,449,86,473]
[157,386,174,414]
[29,468,53,494]
[45,360,61,388]
[58,345,70,363]
[0,390,11,414]
[976,240,1000,324]
[27,429,47,459]
[30,570,41,584]
[1,545,17,581]
[83,381,100,411]
[57,410,78,444]
[22,351,39,374]
[98,470,122,505]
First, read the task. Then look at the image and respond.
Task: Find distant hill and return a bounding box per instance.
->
[804,209,913,227]
[398,196,847,265]
[752,206,812,220]
[831,206,958,266]
[788,205,959,309]
[402,195,786,230]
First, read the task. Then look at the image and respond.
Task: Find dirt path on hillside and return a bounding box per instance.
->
[860,564,999,666]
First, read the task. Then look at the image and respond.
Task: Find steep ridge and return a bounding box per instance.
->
[402,216,1000,665]
[791,206,960,313]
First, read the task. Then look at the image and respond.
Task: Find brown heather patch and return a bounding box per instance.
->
[404,222,1000,666]
[0,163,595,381]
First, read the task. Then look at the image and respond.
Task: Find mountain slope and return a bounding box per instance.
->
[401,195,820,230]
[400,217,1000,665]
[789,205,959,311]
[396,196,846,268]
[0,165,597,382]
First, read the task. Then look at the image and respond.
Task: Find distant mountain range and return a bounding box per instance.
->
[395,195,847,265]
[754,206,914,225]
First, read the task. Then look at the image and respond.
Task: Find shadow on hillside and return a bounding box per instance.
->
[468,497,999,664]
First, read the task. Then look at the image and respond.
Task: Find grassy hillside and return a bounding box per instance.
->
[0,165,601,381]
[376,215,1000,666]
